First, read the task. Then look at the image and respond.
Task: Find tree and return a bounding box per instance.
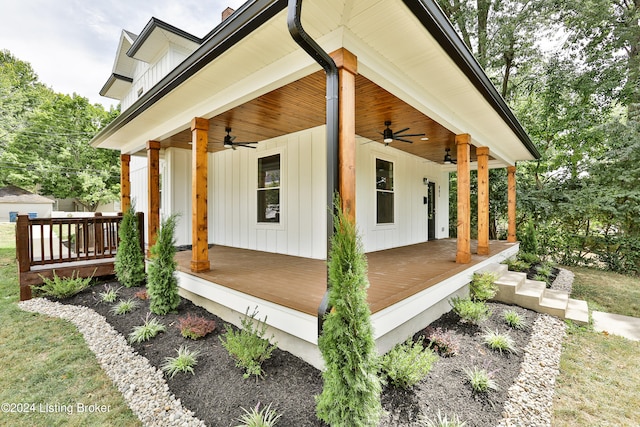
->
[114,207,146,288]
[316,197,382,427]
[147,215,180,315]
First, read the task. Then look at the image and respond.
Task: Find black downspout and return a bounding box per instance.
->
[287,0,339,336]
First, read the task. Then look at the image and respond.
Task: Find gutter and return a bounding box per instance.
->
[287,0,339,333]
[402,0,541,160]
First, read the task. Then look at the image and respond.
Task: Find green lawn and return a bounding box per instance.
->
[552,265,640,426]
[0,223,140,427]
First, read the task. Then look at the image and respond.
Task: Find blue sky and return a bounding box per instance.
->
[0,0,246,108]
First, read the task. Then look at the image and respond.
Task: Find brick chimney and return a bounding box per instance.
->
[222,7,235,21]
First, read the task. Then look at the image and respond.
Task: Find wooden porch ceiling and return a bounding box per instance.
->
[159,72,482,164]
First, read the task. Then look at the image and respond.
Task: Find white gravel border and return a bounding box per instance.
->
[19,298,206,427]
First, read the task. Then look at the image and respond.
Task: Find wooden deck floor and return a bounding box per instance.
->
[175,239,516,316]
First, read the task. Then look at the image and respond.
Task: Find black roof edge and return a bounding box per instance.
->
[127,17,203,58]
[91,0,286,148]
[402,0,541,160]
[99,73,133,97]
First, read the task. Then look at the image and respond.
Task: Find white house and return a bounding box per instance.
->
[91,0,539,368]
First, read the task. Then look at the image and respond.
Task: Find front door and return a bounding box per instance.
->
[428,181,436,240]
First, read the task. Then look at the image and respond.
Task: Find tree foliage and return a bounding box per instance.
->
[0,50,120,211]
[148,215,180,315]
[316,197,382,427]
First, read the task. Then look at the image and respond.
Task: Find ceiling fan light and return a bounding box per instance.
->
[223,136,233,148]
[383,127,393,143]
[444,148,452,164]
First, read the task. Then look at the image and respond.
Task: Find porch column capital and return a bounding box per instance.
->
[330,48,358,74]
[455,134,471,263]
[477,146,490,255]
[146,141,161,254]
[191,117,210,272]
[120,154,131,213]
[507,165,517,243]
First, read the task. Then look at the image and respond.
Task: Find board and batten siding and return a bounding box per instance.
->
[356,140,450,253]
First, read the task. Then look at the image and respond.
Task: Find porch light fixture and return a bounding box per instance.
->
[223,133,233,148]
[444,148,453,164]
[383,123,394,144]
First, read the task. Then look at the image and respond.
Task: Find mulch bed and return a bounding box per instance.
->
[57,279,538,427]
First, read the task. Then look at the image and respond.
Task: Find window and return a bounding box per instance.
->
[257,154,280,223]
[376,158,394,224]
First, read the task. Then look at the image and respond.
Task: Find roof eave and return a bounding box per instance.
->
[127,17,203,59]
[99,74,134,98]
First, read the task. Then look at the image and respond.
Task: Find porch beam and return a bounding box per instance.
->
[330,48,358,221]
[120,154,131,213]
[507,165,517,243]
[456,134,471,263]
[476,146,490,255]
[146,141,161,254]
[191,117,211,272]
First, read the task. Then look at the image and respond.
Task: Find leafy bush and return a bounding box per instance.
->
[423,327,460,357]
[147,215,180,315]
[519,219,539,255]
[380,339,438,389]
[469,272,498,301]
[161,346,200,378]
[464,366,498,393]
[504,258,530,272]
[418,410,467,427]
[235,402,282,427]
[98,284,121,303]
[35,271,92,299]
[109,298,140,315]
[178,314,216,340]
[315,196,382,426]
[517,251,540,265]
[128,313,166,343]
[220,307,277,379]
[483,329,518,355]
[450,296,491,325]
[114,206,146,288]
[503,309,527,330]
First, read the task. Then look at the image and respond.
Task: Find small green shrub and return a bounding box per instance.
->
[161,346,200,378]
[418,410,467,427]
[519,219,539,255]
[504,258,530,272]
[423,327,460,357]
[469,272,498,301]
[482,329,518,354]
[220,307,277,379]
[98,284,121,303]
[35,271,93,299]
[381,339,438,389]
[536,263,553,278]
[517,251,540,265]
[503,309,527,330]
[128,313,166,343]
[178,314,216,340]
[110,298,140,315]
[450,296,491,325]
[235,402,282,427]
[533,274,550,284]
[464,366,498,393]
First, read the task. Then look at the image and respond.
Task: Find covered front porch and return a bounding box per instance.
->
[174,239,518,368]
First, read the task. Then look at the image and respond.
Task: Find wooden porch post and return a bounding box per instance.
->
[146,141,161,254]
[476,147,490,255]
[120,154,131,213]
[456,134,471,263]
[330,48,358,222]
[191,117,210,272]
[16,214,31,301]
[507,165,517,243]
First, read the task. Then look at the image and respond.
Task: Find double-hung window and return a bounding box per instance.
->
[376,158,394,224]
[257,154,280,223]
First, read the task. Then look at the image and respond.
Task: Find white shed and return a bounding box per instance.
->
[0,186,54,222]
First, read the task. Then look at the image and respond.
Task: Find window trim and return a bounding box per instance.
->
[255,148,285,230]
[374,156,395,226]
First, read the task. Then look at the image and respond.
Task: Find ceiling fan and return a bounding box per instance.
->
[223,127,257,149]
[380,121,427,146]
[443,148,457,164]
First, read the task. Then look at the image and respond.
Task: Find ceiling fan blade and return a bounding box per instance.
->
[394,127,410,135]
[235,143,257,149]
[394,137,413,143]
[395,132,426,138]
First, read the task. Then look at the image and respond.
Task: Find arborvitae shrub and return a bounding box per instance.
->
[315,197,382,427]
[520,219,539,255]
[147,215,180,315]
[114,206,146,288]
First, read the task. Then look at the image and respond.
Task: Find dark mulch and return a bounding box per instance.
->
[57,279,538,427]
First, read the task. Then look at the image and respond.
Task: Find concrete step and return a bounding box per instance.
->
[539,289,569,318]
[513,280,546,311]
[566,298,589,325]
[493,271,527,304]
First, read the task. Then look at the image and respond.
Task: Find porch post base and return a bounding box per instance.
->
[456,252,471,264]
[190,260,211,272]
[477,246,489,256]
